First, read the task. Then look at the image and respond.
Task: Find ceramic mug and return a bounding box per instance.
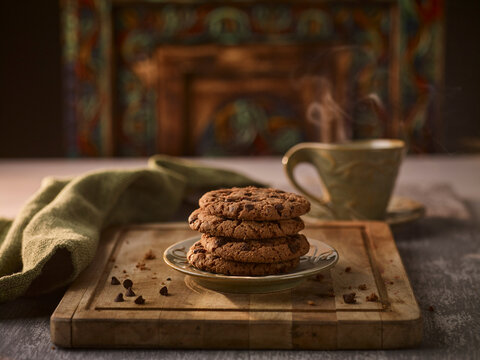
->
[282,139,405,220]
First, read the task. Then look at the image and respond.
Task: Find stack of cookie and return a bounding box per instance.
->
[187,186,311,276]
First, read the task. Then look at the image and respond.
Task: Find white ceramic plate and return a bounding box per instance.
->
[163,236,339,294]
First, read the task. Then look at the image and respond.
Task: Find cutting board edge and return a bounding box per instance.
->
[51,313,422,349]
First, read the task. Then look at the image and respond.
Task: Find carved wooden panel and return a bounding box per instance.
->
[61,0,444,156]
[154,44,351,155]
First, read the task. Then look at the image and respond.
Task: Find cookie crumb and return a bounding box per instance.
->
[343,292,356,304]
[122,279,133,289]
[159,286,169,296]
[167,277,171,281]
[366,293,379,302]
[345,266,351,273]
[307,300,315,306]
[111,276,120,285]
[134,296,145,305]
[114,293,124,302]
[144,249,156,260]
[136,261,150,271]
[428,305,435,312]
[358,284,367,290]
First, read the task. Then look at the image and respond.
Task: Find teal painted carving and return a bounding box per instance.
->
[62,1,444,156]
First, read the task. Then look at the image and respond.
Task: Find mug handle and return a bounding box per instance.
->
[282,143,335,218]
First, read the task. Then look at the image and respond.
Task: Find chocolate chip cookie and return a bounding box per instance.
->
[200,234,310,263]
[188,208,305,239]
[187,241,300,276]
[199,186,311,220]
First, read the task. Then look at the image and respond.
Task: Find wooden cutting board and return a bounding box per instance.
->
[50,222,422,349]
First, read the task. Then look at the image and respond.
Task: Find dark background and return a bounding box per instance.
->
[0,1,479,157]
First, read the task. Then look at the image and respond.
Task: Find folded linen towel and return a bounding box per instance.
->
[0,155,264,302]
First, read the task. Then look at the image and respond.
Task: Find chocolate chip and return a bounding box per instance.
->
[244,192,252,196]
[111,276,120,285]
[125,287,136,297]
[343,292,356,304]
[214,238,227,247]
[245,204,254,211]
[288,242,299,254]
[123,279,133,289]
[193,248,206,254]
[134,296,145,305]
[240,244,251,251]
[159,286,168,296]
[189,216,198,224]
[114,293,124,302]
[275,204,284,211]
[345,266,352,273]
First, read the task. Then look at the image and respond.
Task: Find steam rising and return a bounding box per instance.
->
[305,77,349,143]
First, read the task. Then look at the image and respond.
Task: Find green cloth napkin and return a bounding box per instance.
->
[0,155,264,303]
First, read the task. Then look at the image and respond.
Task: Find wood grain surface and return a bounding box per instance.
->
[50,222,421,349]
